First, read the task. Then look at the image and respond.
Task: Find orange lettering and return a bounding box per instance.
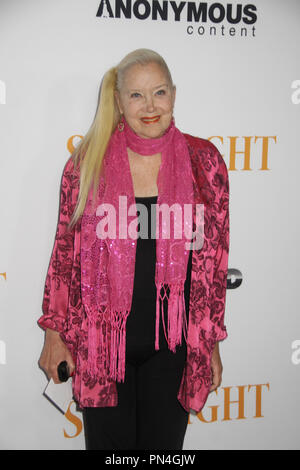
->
[248,383,270,418]
[197,389,219,423]
[63,401,83,439]
[222,385,247,421]
[254,136,276,170]
[228,136,252,171]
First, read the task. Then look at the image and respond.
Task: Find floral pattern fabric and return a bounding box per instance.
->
[38,133,230,413]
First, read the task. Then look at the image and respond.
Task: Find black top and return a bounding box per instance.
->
[125,196,192,365]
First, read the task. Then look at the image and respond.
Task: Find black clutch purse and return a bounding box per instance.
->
[57,361,70,382]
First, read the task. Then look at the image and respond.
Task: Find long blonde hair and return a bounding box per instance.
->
[69,49,174,229]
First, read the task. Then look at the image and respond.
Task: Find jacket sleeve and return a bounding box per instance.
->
[38,156,78,333]
[204,141,230,343]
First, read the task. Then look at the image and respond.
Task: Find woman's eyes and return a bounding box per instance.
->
[130,89,166,98]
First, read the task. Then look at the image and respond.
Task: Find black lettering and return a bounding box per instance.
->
[243,4,257,25]
[227,4,242,24]
[152,0,168,20]
[96,0,114,18]
[133,0,151,19]
[115,0,131,18]
[208,3,225,23]
[187,25,194,34]
[170,1,186,21]
[187,2,207,22]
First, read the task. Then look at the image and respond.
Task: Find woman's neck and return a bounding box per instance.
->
[127,148,161,197]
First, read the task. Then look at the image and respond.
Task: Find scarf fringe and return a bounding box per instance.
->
[155,281,188,352]
[86,307,130,383]
[86,283,188,383]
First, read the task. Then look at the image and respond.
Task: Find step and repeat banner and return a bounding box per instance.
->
[0,0,299,450]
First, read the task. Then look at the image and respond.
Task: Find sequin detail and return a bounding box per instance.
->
[80,119,194,382]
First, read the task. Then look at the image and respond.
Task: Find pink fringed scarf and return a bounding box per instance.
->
[80,118,194,382]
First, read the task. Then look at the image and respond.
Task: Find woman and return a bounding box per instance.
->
[38,49,230,450]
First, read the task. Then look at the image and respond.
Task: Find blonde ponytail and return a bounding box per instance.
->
[69,67,120,229]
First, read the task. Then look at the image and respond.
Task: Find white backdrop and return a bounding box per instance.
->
[0,0,299,450]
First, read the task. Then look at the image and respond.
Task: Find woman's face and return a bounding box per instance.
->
[115,62,176,139]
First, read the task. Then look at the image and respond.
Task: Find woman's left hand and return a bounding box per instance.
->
[209,341,223,393]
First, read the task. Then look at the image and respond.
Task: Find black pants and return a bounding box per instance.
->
[82,344,189,450]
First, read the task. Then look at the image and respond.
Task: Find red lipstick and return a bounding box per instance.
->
[141,115,160,124]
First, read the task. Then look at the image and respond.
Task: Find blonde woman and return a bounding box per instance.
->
[38,49,230,450]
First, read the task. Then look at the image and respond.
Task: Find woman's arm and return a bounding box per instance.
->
[207,143,230,392]
[209,144,230,343]
[38,156,78,382]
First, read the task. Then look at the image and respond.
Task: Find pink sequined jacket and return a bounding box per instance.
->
[38,133,230,413]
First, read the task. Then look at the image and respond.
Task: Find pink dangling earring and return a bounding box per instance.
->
[118,115,124,132]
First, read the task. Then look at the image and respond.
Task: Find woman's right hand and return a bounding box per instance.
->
[39,328,75,383]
